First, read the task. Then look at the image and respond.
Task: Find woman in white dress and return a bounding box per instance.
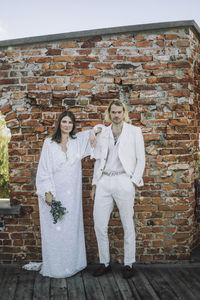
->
[36,110,91,278]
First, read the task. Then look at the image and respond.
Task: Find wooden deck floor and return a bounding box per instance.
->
[1,263,200,299]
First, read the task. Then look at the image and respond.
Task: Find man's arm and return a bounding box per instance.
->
[131,127,145,187]
[92,159,101,186]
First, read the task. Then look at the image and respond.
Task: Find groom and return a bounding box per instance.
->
[91,100,145,279]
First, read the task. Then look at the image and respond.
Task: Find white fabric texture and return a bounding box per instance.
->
[35,130,91,278]
[92,122,145,265]
[104,129,124,173]
[94,173,135,264]
[92,122,145,186]
[23,262,42,271]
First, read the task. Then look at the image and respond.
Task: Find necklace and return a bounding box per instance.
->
[113,131,121,145]
[112,123,123,144]
[60,137,68,154]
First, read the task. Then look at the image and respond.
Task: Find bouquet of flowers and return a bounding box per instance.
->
[50,198,67,224]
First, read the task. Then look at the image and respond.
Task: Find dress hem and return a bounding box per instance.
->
[40,264,87,278]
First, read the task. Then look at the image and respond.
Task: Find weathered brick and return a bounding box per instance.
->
[60,42,78,48]
[127,56,153,62]
[0,79,19,85]
[81,69,100,76]
[0,25,199,266]
[70,76,93,83]
[28,57,51,63]
[45,49,61,56]
[136,41,153,47]
[168,61,191,68]
[94,63,113,70]
[79,83,94,89]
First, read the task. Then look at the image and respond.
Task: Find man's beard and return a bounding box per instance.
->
[112,118,122,124]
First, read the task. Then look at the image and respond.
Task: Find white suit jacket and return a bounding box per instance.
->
[91,122,145,187]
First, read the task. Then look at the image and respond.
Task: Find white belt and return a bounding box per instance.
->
[103,171,125,176]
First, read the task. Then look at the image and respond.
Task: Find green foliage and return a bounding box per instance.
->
[198,152,200,177]
[0,113,11,198]
[50,198,67,224]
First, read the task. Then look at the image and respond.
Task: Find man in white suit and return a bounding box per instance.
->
[91,100,145,279]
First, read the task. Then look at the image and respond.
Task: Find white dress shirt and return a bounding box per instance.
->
[104,128,125,173]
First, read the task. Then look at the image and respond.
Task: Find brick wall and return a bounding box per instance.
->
[0,21,200,264]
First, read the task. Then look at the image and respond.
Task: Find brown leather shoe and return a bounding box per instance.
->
[122,265,134,279]
[93,264,111,277]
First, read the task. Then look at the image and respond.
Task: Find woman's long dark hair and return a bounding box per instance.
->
[51,111,76,143]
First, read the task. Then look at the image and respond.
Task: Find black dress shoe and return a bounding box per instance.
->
[93,264,111,277]
[122,265,134,279]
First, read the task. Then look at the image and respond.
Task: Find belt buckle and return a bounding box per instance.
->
[103,171,122,176]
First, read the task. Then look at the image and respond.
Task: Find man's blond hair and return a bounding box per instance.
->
[105,100,130,123]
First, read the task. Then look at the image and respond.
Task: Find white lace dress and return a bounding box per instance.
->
[34,131,91,278]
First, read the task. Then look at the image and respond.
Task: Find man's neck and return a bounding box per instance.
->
[111,122,123,134]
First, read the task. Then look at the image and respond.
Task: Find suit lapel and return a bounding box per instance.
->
[101,125,111,157]
[118,122,128,150]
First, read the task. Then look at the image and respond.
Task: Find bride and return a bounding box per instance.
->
[35,110,92,278]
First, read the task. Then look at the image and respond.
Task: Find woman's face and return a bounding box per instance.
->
[60,116,73,135]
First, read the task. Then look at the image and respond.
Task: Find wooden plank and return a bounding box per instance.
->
[129,266,159,300]
[177,267,200,298]
[0,265,20,300]
[82,268,104,300]
[162,267,196,300]
[112,265,139,300]
[33,272,50,300]
[186,266,200,281]
[97,270,123,300]
[67,271,86,300]
[15,268,36,300]
[1,263,200,300]
[142,266,178,300]
[0,265,6,287]
[50,278,68,300]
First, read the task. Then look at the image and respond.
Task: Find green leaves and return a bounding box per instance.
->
[0,113,11,198]
[50,199,67,224]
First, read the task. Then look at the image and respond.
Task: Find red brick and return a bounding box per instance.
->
[0,79,19,85]
[60,42,78,48]
[168,61,190,69]
[54,56,76,62]
[0,27,199,265]
[28,57,51,63]
[45,49,61,56]
[127,56,153,62]
[136,41,152,47]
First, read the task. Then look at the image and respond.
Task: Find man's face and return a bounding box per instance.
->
[110,104,124,125]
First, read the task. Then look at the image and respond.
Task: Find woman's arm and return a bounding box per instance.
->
[36,139,56,203]
[89,127,102,148]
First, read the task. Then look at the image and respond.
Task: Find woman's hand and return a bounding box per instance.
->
[89,127,102,148]
[45,192,53,206]
[91,185,96,201]
[89,129,97,148]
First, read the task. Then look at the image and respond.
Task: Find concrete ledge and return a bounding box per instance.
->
[0,20,199,48]
[0,198,10,208]
[0,205,21,215]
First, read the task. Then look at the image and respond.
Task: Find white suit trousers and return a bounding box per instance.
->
[93,173,135,264]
